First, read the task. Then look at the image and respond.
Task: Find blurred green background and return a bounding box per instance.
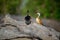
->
[0,0,60,20]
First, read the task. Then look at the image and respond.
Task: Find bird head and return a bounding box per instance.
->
[37,12,40,17]
[27,10,29,15]
[34,9,40,16]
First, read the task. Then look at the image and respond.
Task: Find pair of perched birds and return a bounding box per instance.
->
[25,10,43,25]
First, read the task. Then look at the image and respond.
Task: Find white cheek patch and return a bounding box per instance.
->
[37,12,40,16]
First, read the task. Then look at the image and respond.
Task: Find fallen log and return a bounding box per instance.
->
[0,14,60,40]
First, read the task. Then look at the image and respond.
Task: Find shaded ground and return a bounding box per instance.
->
[5,38,31,40]
[10,38,31,40]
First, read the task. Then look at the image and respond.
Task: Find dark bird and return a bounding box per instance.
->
[25,10,31,25]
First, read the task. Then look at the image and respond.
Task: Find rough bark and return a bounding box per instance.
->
[0,14,60,40]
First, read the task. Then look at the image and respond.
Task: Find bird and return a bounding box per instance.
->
[36,12,43,25]
[25,10,31,25]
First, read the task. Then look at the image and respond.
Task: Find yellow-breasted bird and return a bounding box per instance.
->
[36,12,43,25]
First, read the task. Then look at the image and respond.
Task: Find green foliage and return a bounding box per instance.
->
[21,0,60,20]
[0,0,60,20]
[0,0,21,15]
